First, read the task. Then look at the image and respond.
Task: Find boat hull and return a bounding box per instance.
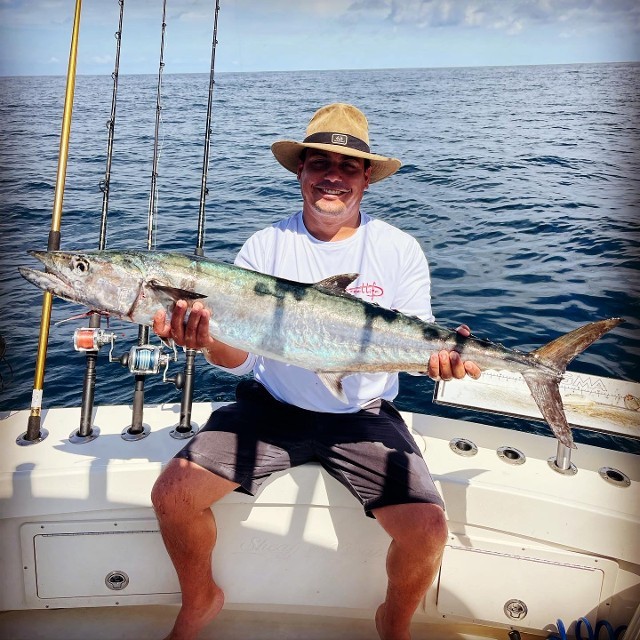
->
[1,403,638,638]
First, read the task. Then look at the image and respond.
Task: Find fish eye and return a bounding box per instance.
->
[71,257,90,274]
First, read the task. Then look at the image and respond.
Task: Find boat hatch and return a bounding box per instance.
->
[437,542,617,630]
[20,520,180,607]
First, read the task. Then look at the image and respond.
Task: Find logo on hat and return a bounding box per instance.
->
[331,133,348,146]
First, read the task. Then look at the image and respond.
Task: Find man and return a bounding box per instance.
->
[152,103,481,640]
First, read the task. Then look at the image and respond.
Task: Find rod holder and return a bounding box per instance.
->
[16,418,49,447]
[170,348,197,439]
[122,374,151,441]
[548,442,577,475]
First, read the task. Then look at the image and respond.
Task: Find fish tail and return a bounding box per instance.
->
[523,317,623,449]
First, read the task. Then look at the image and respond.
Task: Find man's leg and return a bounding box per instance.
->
[151,458,239,640]
[372,502,448,640]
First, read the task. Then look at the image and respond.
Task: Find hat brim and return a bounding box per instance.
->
[271,140,402,184]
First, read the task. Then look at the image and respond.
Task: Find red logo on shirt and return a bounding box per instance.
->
[348,281,384,301]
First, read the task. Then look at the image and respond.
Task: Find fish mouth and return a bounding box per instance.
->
[19,250,75,296]
[18,266,74,296]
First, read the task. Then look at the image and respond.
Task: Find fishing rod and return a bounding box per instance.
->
[171,0,222,440]
[195,0,221,258]
[98,0,125,250]
[124,0,168,441]
[73,0,126,444]
[19,0,83,446]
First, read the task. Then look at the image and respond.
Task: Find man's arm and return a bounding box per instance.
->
[152,300,249,369]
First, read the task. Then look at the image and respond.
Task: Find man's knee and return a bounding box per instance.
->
[151,458,190,517]
[151,457,237,518]
[404,504,447,551]
[376,503,448,553]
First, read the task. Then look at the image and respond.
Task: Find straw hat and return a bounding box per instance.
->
[271,103,402,184]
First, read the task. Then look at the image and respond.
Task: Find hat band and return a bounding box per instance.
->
[304,132,370,153]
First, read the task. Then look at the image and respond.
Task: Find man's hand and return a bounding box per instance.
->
[153,300,214,351]
[153,300,249,369]
[427,324,482,381]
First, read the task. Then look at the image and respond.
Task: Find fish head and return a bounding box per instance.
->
[19,250,146,320]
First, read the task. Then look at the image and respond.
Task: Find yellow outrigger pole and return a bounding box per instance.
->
[22,0,83,444]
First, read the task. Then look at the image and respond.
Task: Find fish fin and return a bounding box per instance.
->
[316,273,359,294]
[530,318,623,372]
[523,317,623,450]
[147,280,208,302]
[317,372,350,402]
[522,373,576,449]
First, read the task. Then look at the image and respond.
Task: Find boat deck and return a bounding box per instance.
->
[0,606,541,640]
[1,403,638,639]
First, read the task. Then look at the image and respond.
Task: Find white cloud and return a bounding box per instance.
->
[1,0,637,75]
[364,0,640,33]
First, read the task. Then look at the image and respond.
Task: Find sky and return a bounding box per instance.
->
[0,0,639,76]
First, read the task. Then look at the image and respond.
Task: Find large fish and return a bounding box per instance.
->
[20,250,622,449]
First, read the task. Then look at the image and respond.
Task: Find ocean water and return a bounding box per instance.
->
[0,64,639,453]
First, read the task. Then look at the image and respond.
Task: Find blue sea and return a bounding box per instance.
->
[0,64,639,453]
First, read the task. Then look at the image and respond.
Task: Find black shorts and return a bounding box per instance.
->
[175,379,444,518]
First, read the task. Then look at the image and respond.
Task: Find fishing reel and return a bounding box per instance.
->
[116,342,183,388]
[72,327,184,388]
[73,327,117,352]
